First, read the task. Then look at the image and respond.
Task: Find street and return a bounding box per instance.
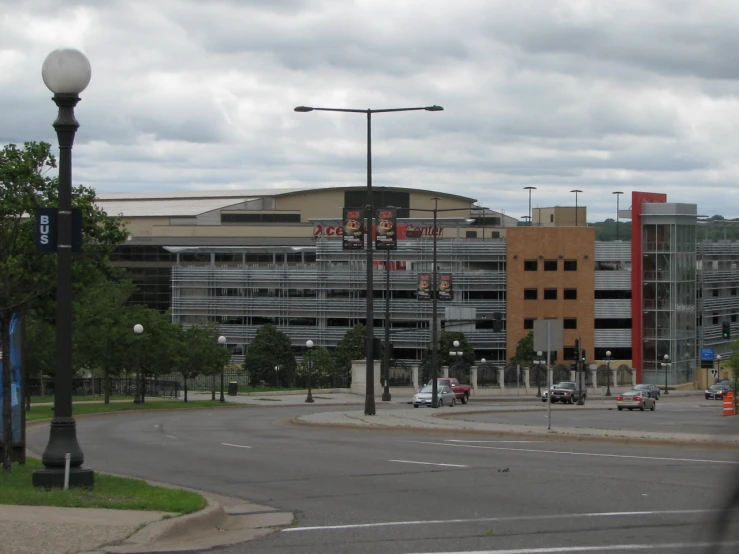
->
[26,401,739,553]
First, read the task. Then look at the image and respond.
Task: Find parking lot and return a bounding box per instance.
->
[452,395,739,437]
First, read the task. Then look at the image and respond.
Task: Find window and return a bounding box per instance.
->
[564,288,577,300]
[524,260,537,271]
[732,315,737,323]
[732,288,737,296]
[713,289,719,297]
[544,260,557,271]
[564,260,577,271]
[564,318,577,329]
[524,289,537,300]
[594,290,631,299]
[544,288,557,300]
[490,231,500,239]
[550,214,554,223]
[524,318,535,329]
[221,213,301,224]
[465,231,478,238]
[713,314,719,325]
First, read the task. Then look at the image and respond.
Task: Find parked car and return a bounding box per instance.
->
[428,378,471,404]
[705,384,731,400]
[413,385,456,408]
[541,384,557,402]
[616,390,656,411]
[549,381,586,404]
[633,384,661,400]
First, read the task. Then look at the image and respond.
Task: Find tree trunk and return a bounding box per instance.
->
[39,371,45,398]
[211,374,216,401]
[1,310,12,473]
[184,376,188,402]
[104,366,110,404]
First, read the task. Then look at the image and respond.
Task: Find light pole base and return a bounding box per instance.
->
[306,391,314,403]
[382,386,391,401]
[33,466,94,489]
[605,390,612,397]
[219,395,226,403]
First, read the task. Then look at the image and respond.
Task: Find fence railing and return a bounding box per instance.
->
[28,378,180,399]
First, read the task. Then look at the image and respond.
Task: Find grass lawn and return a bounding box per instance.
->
[1,458,205,513]
[27,399,247,421]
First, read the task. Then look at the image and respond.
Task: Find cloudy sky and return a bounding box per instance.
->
[3,0,739,221]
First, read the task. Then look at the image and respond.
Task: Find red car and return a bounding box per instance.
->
[429,378,471,404]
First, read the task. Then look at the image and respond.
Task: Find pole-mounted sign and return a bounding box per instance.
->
[36,208,83,253]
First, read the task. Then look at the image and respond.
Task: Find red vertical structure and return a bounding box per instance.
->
[630,191,667,383]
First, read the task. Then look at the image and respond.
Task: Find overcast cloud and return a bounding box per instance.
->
[3,0,739,221]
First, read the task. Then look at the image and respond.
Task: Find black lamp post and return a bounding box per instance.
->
[382,247,392,401]
[294,104,443,415]
[604,350,612,397]
[305,340,314,403]
[523,186,536,226]
[612,191,623,240]
[534,350,544,397]
[449,340,463,379]
[133,324,144,404]
[661,354,670,395]
[218,335,226,403]
[571,189,583,227]
[33,48,94,489]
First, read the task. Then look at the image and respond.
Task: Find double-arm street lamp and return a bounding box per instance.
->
[571,189,583,227]
[449,340,463,377]
[661,354,671,395]
[523,186,536,226]
[305,340,314,403]
[295,104,443,415]
[612,191,624,240]
[604,350,613,397]
[33,47,94,489]
[218,335,226,403]
[133,324,144,404]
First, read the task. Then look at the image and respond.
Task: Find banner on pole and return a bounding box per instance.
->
[342,208,365,250]
[375,207,397,250]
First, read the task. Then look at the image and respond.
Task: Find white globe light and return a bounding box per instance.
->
[133,324,143,334]
[537,351,543,356]
[306,340,314,348]
[218,336,226,344]
[606,351,611,357]
[481,358,486,363]
[42,48,91,94]
[453,340,460,348]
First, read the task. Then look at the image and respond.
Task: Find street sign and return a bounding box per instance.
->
[533,319,563,353]
[700,348,715,369]
[711,369,719,378]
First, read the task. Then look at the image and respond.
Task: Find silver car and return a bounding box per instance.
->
[616,390,656,411]
[413,385,456,408]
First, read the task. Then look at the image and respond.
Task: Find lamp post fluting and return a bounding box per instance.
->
[295,104,442,415]
[604,350,612,397]
[571,189,583,227]
[218,335,226,403]
[305,340,314,403]
[662,354,670,395]
[34,48,94,488]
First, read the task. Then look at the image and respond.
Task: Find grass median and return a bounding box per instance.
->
[1,458,206,513]
[27,399,247,422]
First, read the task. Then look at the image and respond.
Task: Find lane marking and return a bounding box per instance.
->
[282,508,711,533]
[165,434,176,439]
[221,443,251,449]
[446,440,542,444]
[389,459,468,468]
[405,541,739,553]
[410,441,739,465]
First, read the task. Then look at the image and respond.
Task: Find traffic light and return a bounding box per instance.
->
[722,322,731,340]
[580,349,586,363]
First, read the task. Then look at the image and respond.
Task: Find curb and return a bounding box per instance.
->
[289,412,739,450]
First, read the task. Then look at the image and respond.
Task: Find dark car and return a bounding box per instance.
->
[633,384,661,400]
[705,384,730,400]
[550,381,586,404]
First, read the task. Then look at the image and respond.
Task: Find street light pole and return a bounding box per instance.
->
[662,354,670,395]
[571,190,583,227]
[34,48,94,489]
[449,340,463,379]
[523,186,536,227]
[612,192,623,240]
[431,197,440,408]
[133,325,143,404]
[382,247,392,401]
[305,340,314,403]
[218,335,226,403]
[295,104,442,415]
[534,351,544,397]
[605,350,612,397]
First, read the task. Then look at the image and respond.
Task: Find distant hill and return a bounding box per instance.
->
[591,215,739,242]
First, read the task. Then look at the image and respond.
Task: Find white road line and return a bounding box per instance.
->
[221,442,251,449]
[410,441,739,465]
[389,459,468,468]
[282,508,711,533]
[446,440,542,444]
[405,541,739,553]
[165,434,176,439]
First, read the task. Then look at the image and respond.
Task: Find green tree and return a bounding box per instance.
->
[296,346,336,388]
[510,331,534,367]
[438,332,475,367]
[243,324,295,387]
[0,141,127,472]
[23,313,55,398]
[334,323,369,379]
[73,280,137,403]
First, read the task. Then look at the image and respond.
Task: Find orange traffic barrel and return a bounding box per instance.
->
[723,391,735,416]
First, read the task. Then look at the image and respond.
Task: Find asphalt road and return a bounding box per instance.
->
[27,404,739,554]
[457,395,738,436]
